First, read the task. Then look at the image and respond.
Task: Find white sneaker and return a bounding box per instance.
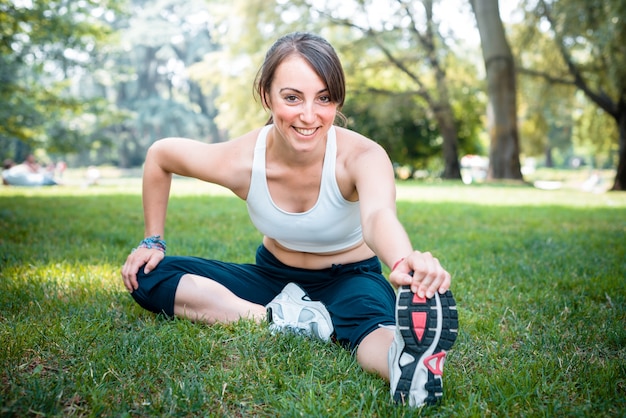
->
[266,283,334,342]
[389,286,458,407]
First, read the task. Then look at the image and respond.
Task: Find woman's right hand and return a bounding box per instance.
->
[388,251,451,299]
[121,248,165,292]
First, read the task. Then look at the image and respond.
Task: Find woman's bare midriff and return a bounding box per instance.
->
[263,236,377,270]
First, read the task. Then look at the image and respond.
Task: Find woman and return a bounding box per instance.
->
[121,32,458,408]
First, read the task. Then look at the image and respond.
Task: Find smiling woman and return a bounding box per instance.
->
[260,55,339,154]
[120,32,458,409]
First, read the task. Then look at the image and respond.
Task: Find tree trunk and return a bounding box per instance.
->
[471,0,523,180]
[433,102,461,179]
[545,146,553,168]
[612,109,626,190]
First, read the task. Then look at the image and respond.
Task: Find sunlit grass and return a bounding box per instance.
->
[1,180,625,416]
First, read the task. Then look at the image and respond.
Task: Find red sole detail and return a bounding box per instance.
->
[411,311,427,342]
[412,294,427,304]
[424,351,447,375]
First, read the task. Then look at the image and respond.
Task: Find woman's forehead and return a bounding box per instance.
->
[272,55,326,91]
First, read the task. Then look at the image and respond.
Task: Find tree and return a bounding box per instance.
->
[322,0,463,179]
[343,92,442,169]
[188,0,285,138]
[192,0,476,179]
[520,0,626,190]
[470,0,523,180]
[0,0,121,162]
[342,48,484,170]
[509,22,578,166]
[75,0,224,167]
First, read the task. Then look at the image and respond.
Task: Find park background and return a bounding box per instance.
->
[1,0,625,416]
[1,0,625,189]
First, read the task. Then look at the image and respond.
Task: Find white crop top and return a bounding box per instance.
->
[246,125,363,253]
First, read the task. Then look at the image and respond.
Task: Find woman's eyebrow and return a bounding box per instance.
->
[279,87,329,94]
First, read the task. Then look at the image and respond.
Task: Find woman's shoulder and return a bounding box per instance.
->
[334,125,386,155]
[204,127,264,159]
[200,127,265,198]
[334,126,392,186]
[224,127,264,147]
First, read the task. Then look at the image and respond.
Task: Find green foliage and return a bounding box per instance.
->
[1,180,625,416]
[511,19,611,165]
[0,0,488,173]
[573,103,619,169]
[516,0,626,181]
[343,93,442,167]
[445,54,487,157]
[192,0,483,171]
[189,0,328,137]
[7,0,624,183]
[538,0,626,103]
[0,0,225,167]
[76,0,224,168]
[0,0,123,161]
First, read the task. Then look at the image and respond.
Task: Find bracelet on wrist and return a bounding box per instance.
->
[135,234,166,253]
[392,257,405,271]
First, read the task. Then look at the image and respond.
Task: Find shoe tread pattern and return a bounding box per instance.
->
[394,286,458,406]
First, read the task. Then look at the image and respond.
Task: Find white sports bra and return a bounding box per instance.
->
[246,125,363,253]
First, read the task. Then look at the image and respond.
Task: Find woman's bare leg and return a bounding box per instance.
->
[356,327,394,380]
[173,274,267,324]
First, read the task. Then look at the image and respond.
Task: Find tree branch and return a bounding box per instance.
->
[538,0,617,116]
[354,87,426,97]
[315,4,433,104]
[516,67,575,86]
[365,31,432,102]
[398,0,442,75]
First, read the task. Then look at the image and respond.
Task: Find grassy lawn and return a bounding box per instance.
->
[1,178,625,417]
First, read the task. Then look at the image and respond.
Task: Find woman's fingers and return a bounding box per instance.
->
[406,252,451,298]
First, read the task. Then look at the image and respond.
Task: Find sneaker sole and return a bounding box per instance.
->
[393,286,458,406]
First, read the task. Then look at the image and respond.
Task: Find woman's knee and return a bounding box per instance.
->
[129,265,181,316]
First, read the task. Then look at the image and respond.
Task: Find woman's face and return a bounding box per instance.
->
[264,55,338,152]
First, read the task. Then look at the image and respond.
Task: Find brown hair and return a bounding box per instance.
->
[254,32,346,126]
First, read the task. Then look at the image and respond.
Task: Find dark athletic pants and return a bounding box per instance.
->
[131,244,396,350]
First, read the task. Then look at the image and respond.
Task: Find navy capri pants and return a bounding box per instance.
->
[131,244,396,350]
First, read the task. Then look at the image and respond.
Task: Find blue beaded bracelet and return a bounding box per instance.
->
[135,235,166,253]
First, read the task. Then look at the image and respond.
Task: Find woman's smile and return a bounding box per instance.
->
[293,126,319,136]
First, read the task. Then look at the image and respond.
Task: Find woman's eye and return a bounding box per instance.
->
[285,95,299,102]
[319,95,331,103]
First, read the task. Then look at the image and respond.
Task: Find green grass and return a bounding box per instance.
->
[1,179,625,417]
